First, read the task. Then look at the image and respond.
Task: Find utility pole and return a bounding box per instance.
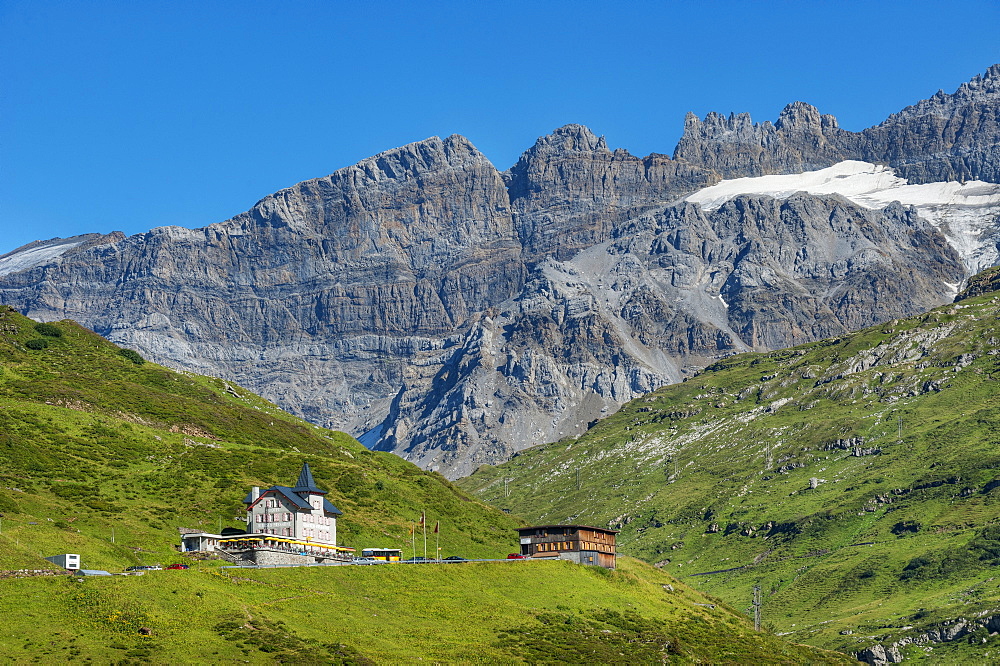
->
[576,468,580,490]
[752,584,762,631]
[898,413,903,441]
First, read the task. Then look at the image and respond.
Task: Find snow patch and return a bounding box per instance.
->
[686,161,1000,273]
[0,238,86,277]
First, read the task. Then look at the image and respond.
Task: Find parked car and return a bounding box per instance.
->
[124,565,146,571]
[146,565,163,571]
[403,557,432,563]
[443,555,467,561]
[352,557,381,565]
[506,553,526,559]
[166,564,189,570]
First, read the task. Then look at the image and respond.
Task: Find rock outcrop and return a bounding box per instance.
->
[507,124,714,260]
[861,63,1000,184]
[674,64,1000,185]
[674,102,853,177]
[0,66,998,477]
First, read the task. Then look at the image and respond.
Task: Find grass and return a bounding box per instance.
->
[0,557,851,663]
[459,286,1000,659]
[0,304,521,568]
[0,305,848,662]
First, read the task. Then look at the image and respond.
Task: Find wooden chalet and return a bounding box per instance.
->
[516,524,618,569]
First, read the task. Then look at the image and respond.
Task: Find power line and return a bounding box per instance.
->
[752,584,761,631]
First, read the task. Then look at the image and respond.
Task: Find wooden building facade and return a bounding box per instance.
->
[516,525,618,569]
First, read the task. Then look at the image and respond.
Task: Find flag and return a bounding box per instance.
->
[419,512,425,526]
[433,521,439,534]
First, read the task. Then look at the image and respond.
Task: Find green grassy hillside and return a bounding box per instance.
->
[0,304,520,568]
[0,305,846,662]
[0,557,849,664]
[460,282,1000,660]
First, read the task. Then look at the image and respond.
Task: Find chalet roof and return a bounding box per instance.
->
[292,462,325,494]
[241,486,343,516]
[240,462,342,515]
[516,524,619,535]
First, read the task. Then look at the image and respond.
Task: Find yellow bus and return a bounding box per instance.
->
[361,548,402,562]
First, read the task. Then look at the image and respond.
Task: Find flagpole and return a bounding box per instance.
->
[422,510,427,560]
[411,522,416,560]
[435,521,440,561]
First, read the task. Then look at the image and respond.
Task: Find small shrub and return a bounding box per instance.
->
[118,348,146,365]
[968,526,1000,564]
[34,322,63,337]
[892,521,921,536]
[900,550,978,581]
[0,494,19,513]
[25,338,48,350]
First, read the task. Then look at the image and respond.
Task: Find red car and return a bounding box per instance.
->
[166,564,190,570]
[506,553,525,559]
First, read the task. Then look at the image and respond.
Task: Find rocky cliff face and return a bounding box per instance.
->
[380,191,963,477]
[1,66,997,478]
[674,64,1000,184]
[860,64,1000,184]
[673,102,853,177]
[0,135,524,436]
[507,124,715,260]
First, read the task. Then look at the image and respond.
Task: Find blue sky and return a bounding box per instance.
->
[2,0,998,256]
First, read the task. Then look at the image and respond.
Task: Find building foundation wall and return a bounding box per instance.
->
[249,549,317,566]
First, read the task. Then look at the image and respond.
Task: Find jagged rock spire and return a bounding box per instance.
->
[293,462,324,494]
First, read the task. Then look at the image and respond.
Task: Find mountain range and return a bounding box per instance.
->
[2,65,999,478]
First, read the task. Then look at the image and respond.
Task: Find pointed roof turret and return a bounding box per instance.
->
[292,462,325,494]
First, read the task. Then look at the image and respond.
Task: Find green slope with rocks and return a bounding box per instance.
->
[0,305,521,569]
[0,305,847,663]
[460,269,1000,662]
